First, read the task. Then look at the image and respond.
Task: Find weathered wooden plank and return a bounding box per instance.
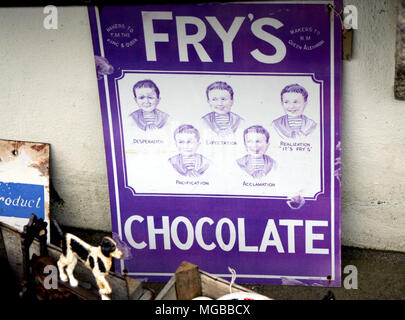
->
[126,276,147,300]
[155,261,260,300]
[175,261,202,300]
[342,29,353,61]
[155,276,177,300]
[200,270,253,298]
[138,288,155,300]
[1,223,24,281]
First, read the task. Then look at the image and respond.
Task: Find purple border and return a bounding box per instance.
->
[88,1,342,287]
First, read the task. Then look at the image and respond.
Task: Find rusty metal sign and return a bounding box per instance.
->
[0,139,50,235]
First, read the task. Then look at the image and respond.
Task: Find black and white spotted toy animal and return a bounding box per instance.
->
[57,232,123,300]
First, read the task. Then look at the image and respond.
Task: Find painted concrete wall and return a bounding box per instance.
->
[0,1,403,252]
[341,0,405,252]
[0,7,111,231]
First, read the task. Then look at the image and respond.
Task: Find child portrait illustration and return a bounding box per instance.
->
[169,124,211,178]
[272,83,317,140]
[202,81,244,137]
[129,79,170,131]
[237,125,276,179]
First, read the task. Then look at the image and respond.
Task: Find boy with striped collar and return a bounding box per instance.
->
[237,125,276,179]
[202,81,243,137]
[169,124,210,178]
[272,84,317,140]
[129,79,169,131]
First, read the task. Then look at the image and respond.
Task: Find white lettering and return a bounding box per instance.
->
[43,5,58,30]
[238,218,258,252]
[176,16,212,62]
[142,11,173,61]
[343,5,358,30]
[343,265,358,289]
[43,265,58,289]
[195,217,216,250]
[123,215,330,255]
[124,215,147,249]
[206,16,245,62]
[305,220,329,254]
[12,196,21,206]
[216,218,236,251]
[36,197,42,208]
[147,215,171,250]
[171,216,194,250]
[279,219,303,253]
[250,18,286,64]
[259,219,284,252]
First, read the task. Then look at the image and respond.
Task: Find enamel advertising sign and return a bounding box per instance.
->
[88,0,341,286]
[0,140,50,235]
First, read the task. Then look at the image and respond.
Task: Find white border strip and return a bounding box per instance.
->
[127,272,328,281]
[330,4,336,281]
[95,8,125,272]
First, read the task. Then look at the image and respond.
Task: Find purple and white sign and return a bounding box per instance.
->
[88,0,341,286]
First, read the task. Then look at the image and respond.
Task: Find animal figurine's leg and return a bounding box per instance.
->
[97,276,112,299]
[65,256,79,287]
[57,256,68,282]
[100,294,111,300]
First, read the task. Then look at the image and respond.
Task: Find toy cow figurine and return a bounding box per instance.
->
[57,232,123,300]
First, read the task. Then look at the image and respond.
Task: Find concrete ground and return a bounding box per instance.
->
[144,246,405,300]
[1,226,404,300]
[254,246,405,300]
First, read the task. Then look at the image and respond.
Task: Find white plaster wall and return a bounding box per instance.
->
[341,0,405,252]
[0,1,403,252]
[0,7,111,231]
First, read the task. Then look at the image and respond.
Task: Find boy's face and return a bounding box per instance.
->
[207,89,233,115]
[245,132,269,157]
[175,132,200,156]
[281,92,307,117]
[134,87,160,112]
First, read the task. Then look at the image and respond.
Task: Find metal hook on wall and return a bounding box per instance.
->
[228,266,237,294]
[327,4,347,33]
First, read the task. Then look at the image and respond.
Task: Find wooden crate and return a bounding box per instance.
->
[156,261,270,300]
[0,221,153,300]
